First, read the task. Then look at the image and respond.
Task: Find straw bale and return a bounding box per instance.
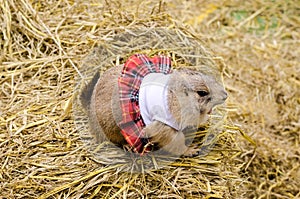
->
[0,0,299,198]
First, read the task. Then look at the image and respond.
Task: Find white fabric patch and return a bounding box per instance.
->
[139,73,179,130]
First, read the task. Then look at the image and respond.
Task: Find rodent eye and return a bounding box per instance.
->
[197,90,209,97]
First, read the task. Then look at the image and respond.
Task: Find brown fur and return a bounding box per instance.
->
[80,66,227,156]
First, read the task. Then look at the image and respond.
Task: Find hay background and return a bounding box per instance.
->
[0,0,299,198]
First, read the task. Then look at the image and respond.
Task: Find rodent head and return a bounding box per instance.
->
[167,69,227,129]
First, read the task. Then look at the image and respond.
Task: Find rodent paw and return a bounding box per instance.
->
[182,145,200,157]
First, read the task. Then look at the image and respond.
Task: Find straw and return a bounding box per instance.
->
[1,0,299,198]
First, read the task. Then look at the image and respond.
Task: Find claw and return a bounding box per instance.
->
[182,145,200,157]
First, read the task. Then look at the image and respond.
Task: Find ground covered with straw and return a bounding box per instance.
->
[1,0,299,198]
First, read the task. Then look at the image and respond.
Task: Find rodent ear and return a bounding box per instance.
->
[169,81,189,96]
[184,88,189,96]
[169,71,195,96]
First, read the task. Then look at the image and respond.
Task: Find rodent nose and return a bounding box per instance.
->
[222,91,228,101]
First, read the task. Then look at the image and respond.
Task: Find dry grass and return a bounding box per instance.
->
[0,0,299,198]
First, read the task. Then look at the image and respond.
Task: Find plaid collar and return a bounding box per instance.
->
[118,54,172,154]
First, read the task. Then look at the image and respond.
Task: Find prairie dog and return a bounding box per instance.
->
[80,59,227,156]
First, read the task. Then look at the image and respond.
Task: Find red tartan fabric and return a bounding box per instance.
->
[118,54,172,154]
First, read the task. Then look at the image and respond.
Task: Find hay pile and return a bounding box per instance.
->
[0,0,299,198]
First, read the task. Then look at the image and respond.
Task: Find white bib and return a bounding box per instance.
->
[139,73,179,130]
